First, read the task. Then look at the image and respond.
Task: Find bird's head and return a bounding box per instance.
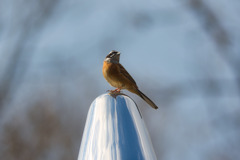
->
[105,50,121,63]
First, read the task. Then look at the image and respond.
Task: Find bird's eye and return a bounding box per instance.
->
[106,53,113,58]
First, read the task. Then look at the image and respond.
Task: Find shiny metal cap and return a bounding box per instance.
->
[78,93,157,160]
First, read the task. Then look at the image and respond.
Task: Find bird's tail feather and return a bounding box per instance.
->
[130,88,158,109]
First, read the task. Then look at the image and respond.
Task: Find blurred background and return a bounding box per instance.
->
[0,0,240,160]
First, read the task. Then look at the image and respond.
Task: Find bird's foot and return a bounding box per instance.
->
[107,88,121,93]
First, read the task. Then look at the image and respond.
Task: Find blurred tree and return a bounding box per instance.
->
[187,0,240,93]
[0,0,61,111]
[0,97,79,160]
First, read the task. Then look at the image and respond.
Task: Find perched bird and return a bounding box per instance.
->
[102,50,158,109]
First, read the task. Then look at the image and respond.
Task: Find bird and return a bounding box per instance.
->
[102,50,158,109]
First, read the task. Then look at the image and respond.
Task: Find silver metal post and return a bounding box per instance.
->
[78,93,157,160]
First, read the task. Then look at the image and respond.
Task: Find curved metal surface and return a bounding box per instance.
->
[78,93,157,160]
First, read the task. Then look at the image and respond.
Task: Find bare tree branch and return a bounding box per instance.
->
[187,0,240,94]
[0,0,61,111]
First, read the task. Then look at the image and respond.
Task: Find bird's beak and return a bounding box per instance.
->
[117,52,121,55]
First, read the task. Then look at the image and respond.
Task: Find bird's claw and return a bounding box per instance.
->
[106,88,121,93]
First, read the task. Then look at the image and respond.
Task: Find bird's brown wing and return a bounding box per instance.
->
[119,63,137,86]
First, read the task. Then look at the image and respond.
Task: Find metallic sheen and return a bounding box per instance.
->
[78,93,157,160]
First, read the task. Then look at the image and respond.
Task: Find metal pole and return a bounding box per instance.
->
[78,93,157,160]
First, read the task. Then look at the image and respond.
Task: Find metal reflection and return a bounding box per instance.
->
[78,93,157,160]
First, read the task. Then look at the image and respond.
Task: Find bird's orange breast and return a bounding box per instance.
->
[102,61,131,89]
